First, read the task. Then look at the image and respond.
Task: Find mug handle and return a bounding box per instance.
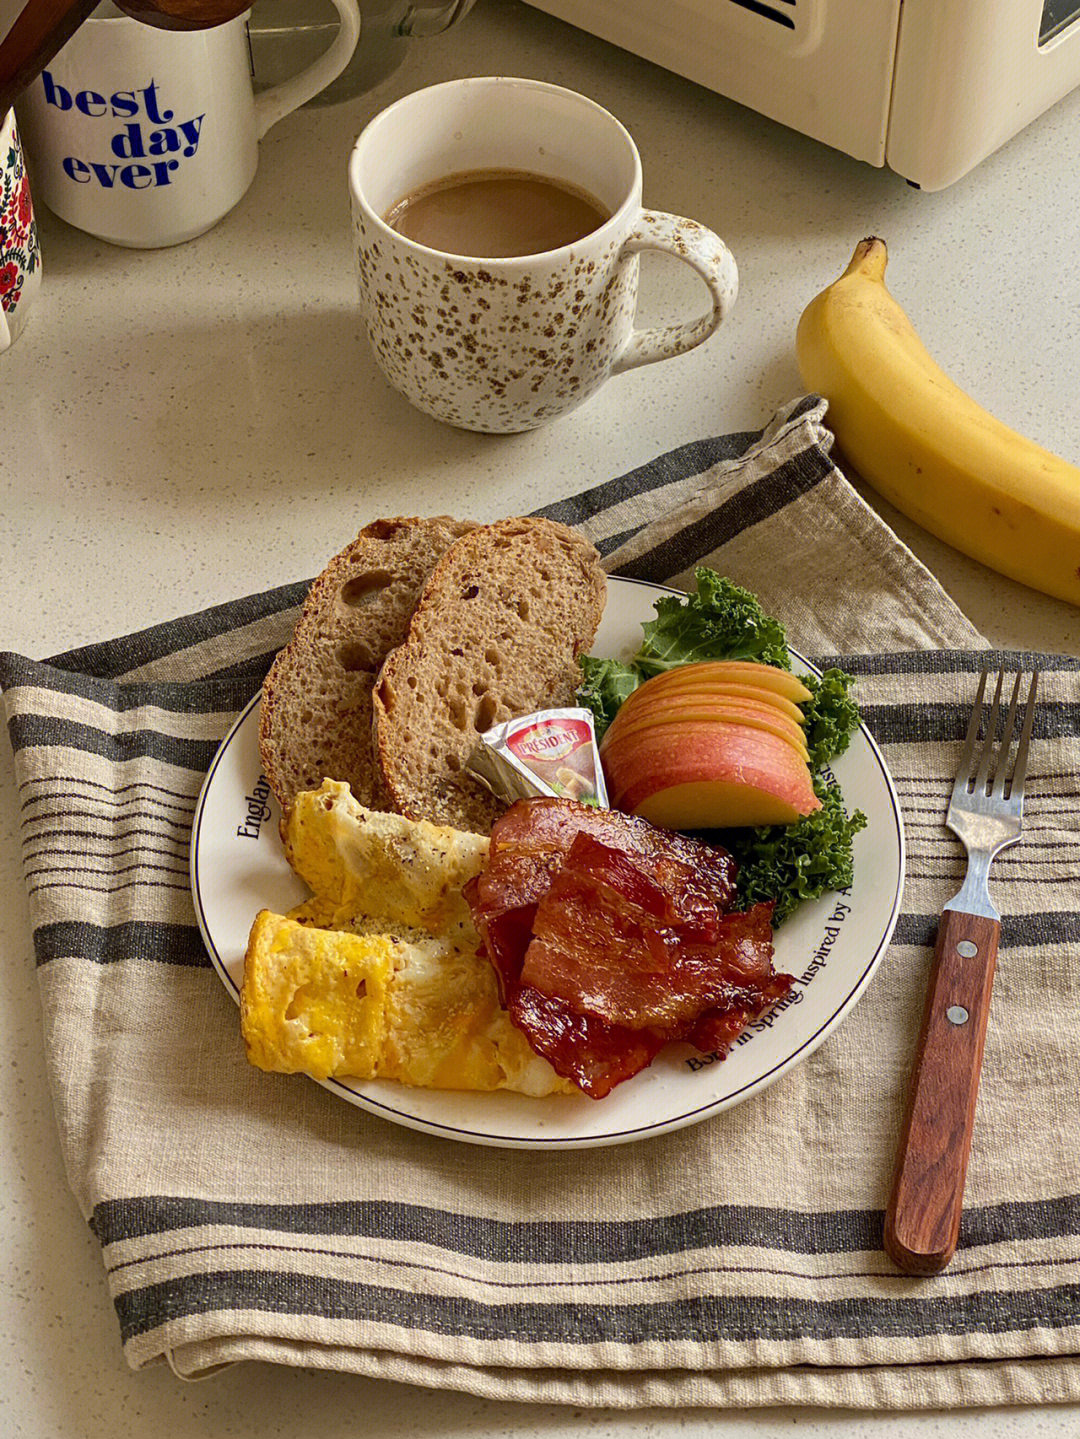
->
[254,0,362,138]
[611,210,738,374]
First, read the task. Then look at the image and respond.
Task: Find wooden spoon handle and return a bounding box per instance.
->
[0,0,98,116]
[884,908,999,1275]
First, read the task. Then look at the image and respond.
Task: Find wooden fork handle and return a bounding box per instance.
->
[884,908,999,1275]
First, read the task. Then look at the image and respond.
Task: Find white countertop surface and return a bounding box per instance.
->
[2,0,1079,1433]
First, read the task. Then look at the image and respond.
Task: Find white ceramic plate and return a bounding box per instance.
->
[191,576,905,1149]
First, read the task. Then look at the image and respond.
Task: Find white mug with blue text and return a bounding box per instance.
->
[18,0,361,248]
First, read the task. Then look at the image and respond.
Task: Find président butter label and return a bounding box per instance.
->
[467,708,608,808]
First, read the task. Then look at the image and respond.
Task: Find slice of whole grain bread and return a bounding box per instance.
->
[258,515,477,809]
[372,517,606,833]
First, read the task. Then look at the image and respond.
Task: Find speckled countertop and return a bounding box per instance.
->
[2,1,1079,1434]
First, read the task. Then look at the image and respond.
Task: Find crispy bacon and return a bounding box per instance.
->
[509,985,667,1100]
[464,798,792,1098]
[489,798,738,912]
[461,871,532,999]
[467,798,737,999]
[462,849,558,1000]
[686,971,795,1055]
[521,839,777,1031]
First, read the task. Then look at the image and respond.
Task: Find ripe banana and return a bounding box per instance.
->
[796,237,1080,607]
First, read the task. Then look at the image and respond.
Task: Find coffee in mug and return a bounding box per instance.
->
[348,77,738,433]
[384,169,611,258]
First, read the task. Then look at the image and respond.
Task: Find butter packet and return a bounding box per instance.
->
[467,708,609,808]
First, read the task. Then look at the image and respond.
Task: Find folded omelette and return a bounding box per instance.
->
[240,779,571,1096]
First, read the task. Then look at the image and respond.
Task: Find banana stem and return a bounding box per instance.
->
[845,237,888,281]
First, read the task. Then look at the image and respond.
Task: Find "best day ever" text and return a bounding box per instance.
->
[42,73,204,189]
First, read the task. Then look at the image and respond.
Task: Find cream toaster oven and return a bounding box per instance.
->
[525,0,1080,190]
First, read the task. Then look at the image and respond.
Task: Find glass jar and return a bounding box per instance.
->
[247,0,476,106]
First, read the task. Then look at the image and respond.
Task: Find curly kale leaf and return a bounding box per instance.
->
[577,654,641,740]
[725,784,868,925]
[575,568,789,734]
[634,568,791,675]
[800,667,862,771]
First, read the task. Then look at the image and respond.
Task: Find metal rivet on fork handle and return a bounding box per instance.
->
[946,1006,970,1026]
[955,940,978,957]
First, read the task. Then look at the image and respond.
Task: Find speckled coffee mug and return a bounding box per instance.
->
[348,77,738,433]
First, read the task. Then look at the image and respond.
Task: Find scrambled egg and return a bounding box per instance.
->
[241,779,569,1096]
[282,781,486,942]
[242,913,394,1078]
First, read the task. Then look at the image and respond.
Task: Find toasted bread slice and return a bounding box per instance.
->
[258,516,477,809]
[373,517,606,833]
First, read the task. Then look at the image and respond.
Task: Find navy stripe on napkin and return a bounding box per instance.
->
[3,394,1078,1388]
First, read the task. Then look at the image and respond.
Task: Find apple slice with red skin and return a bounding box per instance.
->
[617,680,807,729]
[602,719,821,829]
[605,697,809,762]
[635,660,813,705]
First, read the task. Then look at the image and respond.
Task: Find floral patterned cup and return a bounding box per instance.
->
[1,109,41,352]
[348,77,738,433]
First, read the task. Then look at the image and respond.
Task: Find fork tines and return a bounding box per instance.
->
[955,666,1039,805]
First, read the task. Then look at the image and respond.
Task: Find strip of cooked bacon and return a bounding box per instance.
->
[464,797,792,1099]
[466,798,737,999]
[686,971,795,1055]
[520,834,777,1031]
[508,985,667,1100]
[461,870,534,1001]
[489,798,737,913]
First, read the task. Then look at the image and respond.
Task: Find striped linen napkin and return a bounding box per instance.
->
[3,395,1079,1408]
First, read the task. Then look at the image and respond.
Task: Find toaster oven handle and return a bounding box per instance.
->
[611,210,738,374]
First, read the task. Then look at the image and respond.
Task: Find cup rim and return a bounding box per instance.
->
[348,76,642,266]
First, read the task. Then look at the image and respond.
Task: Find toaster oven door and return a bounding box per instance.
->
[523,0,903,166]
[887,0,1080,189]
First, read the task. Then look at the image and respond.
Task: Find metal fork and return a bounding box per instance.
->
[884,666,1039,1275]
